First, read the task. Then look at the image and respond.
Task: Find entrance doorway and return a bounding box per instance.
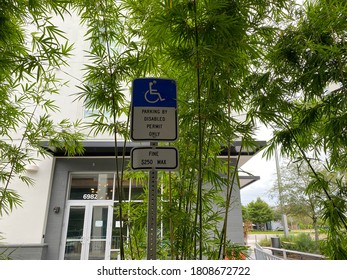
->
[60,173,114,260]
[61,201,113,260]
[58,172,144,260]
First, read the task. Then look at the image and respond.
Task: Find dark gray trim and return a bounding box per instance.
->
[239,175,261,189]
[0,244,48,260]
[41,140,266,157]
[43,157,123,260]
[41,141,265,259]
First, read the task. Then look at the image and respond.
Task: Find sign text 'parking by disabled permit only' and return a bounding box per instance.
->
[131,78,178,141]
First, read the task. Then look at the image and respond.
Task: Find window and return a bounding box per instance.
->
[69,173,114,200]
[68,172,145,259]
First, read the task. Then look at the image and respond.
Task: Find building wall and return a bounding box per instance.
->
[1,11,250,260]
[1,154,245,260]
[208,181,244,246]
[43,157,244,260]
[225,183,244,244]
[0,12,89,248]
[0,11,114,251]
[0,156,54,245]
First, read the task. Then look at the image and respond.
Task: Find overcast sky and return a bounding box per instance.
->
[240,124,280,207]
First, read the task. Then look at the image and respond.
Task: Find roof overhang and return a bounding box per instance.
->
[239,175,261,189]
[42,140,266,158]
[218,140,266,167]
[41,140,265,189]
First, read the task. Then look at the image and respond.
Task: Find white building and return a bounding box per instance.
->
[0,12,264,260]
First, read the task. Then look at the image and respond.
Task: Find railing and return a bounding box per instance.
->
[262,246,325,260]
[254,243,282,260]
[254,243,325,260]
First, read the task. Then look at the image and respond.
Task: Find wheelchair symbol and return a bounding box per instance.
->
[144,80,165,103]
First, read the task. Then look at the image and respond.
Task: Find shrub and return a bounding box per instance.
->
[258,236,271,247]
[281,233,320,254]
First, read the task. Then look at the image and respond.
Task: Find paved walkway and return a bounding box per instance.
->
[246,233,278,259]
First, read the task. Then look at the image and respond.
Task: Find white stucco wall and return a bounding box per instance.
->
[0,156,54,244]
[0,11,126,246]
[0,12,87,245]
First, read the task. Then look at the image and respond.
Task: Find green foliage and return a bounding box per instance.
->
[242,205,250,221]
[0,1,85,216]
[281,233,320,254]
[4,0,346,261]
[259,233,322,255]
[73,0,296,260]
[0,188,23,216]
[270,161,323,240]
[258,236,271,247]
[246,197,274,227]
[320,229,347,260]
[223,241,249,260]
[246,0,347,258]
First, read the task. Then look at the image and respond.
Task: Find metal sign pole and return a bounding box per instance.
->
[130,78,178,260]
[147,142,158,259]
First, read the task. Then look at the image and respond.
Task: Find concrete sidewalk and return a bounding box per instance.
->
[245,233,278,259]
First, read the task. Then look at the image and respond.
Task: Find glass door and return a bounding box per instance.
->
[60,172,145,260]
[61,202,112,260]
[88,205,109,260]
[63,206,86,260]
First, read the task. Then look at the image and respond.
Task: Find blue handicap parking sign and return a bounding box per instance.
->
[131,77,178,141]
[132,78,177,108]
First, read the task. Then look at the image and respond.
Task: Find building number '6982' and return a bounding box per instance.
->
[83,194,98,200]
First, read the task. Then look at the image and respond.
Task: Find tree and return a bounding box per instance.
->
[246,198,274,230]
[0,1,84,216]
[270,161,322,241]
[242,205,250,222]
[247,0,347,259]
[73,0,295,259]
[2,0,304,260]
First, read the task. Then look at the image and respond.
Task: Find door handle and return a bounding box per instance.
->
[80,237,91,244]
